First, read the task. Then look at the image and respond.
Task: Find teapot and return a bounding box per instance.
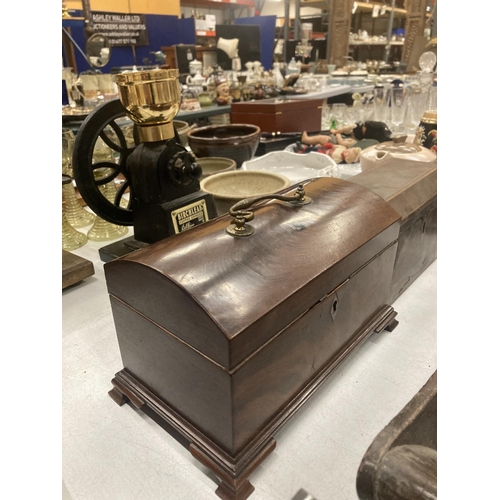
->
[359,136,437,172]
[186,70,206,86]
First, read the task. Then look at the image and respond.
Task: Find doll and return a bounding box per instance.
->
[298,131,362,164]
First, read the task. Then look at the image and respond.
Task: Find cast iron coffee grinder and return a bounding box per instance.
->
[72,69,217,262]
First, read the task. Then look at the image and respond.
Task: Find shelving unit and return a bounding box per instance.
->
[353,1,407,17]
[196,30,215,37]
[299,0,407,16]
[180,0,254,24]
[294,0,416,64]
[349,2,406,64]
[181,0,254,6]
[299,0,328,8]
[349,41,404,46]
[179,0,256,32]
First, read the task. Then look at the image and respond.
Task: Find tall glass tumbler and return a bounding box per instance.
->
[373,87,389,123]
[388,87,407,134]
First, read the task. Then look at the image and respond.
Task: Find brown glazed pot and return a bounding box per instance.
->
[187,124,261,169]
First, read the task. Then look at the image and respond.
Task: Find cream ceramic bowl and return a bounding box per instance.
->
[173,120,191,147]
[200,170,290,215]
[196,157,237,179]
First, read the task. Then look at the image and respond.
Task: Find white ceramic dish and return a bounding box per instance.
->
[241,151,340,184]
[282,145,362,180]
[336,162,362,180]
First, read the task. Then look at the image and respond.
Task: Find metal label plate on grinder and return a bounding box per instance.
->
[171,200,209,234]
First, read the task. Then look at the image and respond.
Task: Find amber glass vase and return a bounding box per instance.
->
[62,176,87,250]
[62,210,88,250]
[62,178,95,228]
[62,128,75,177]
[87,167,129,241]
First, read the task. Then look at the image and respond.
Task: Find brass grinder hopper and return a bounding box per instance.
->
[114,69,181,143]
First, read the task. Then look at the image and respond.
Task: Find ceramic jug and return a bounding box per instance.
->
[198,92,213,107]
[189,59,203,75]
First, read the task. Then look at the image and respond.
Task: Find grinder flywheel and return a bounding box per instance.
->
[72,98,137,226]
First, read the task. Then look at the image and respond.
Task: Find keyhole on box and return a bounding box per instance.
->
[330,294,339,322]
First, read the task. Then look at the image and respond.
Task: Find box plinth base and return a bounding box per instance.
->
[108,305,398,499]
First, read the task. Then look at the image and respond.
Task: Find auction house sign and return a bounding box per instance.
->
[91,12,149,46]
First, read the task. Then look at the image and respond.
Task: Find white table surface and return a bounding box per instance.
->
[283,85,352,100]
[283,84,376,101]
[62,223,437,500]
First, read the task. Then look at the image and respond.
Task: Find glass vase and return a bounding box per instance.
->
[62,177,95,228]
[87,167,129,241]
[62,209,88,250]
[62,175,88,250]
[62,128,75,177]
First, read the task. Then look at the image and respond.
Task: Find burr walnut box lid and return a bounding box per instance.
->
[105,177,401,370]
[231,98,323,114]
[230,98,323,133]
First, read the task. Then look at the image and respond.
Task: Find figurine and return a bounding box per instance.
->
[297,120,392,163]
[215,76,232,106]
[352,92,363,109]
[229,81,242,103]
[298,131,362,164]
[253,84,266,100]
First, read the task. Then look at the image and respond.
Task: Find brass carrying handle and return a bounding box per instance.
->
[226,184,311,237]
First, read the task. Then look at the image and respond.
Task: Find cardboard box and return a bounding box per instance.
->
[195,19,208,31]
[205,15,216,31]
